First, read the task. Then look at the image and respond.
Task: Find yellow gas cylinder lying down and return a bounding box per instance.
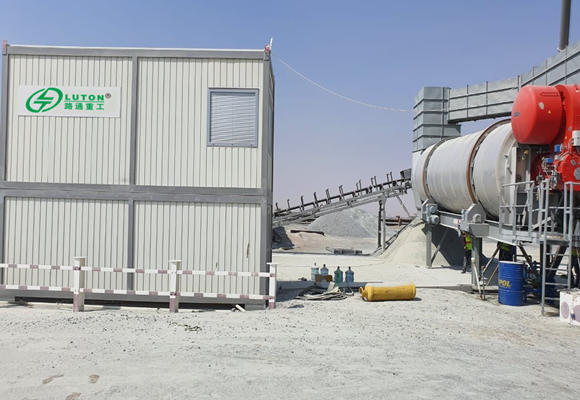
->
[359,283,416,301]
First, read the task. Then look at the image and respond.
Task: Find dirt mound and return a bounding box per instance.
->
[382,218,464,266]
[308,208,377,238]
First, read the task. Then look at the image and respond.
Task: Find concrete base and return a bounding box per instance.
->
[244,303,266,311]
[278,280,367,291]
[1,289,266,310]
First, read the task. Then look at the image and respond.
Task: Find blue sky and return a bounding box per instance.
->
[1,0,578,215]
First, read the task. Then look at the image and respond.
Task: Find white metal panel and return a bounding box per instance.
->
[419,123,517,218]
[411,145,436,207]
[6,55,132,184]
[426,132,483,214]
[136,58,264,188]
[4,198,128,289]
[472,123,516,218]
[266,67,274,194]
[133,201,261,295]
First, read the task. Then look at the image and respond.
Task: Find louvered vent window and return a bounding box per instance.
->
[208,89,258,147]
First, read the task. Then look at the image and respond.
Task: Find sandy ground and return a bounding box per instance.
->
[273,223,381,254]
[274,231,378,254]
[274,253,472,286]
[1,252,578,400]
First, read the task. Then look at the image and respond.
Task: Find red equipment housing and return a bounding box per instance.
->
[511,85,563,144]
[511,84,580,190]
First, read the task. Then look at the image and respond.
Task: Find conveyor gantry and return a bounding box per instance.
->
[273,169,411,227]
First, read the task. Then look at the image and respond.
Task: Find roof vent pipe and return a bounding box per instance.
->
[559,0,572,51]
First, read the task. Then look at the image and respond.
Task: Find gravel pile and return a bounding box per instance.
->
[308,208,377,238]
[382,218,464,266]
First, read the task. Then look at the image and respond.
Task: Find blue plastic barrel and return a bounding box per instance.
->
[498,261,526,306]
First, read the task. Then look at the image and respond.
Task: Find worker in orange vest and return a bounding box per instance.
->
[461,232,472,274]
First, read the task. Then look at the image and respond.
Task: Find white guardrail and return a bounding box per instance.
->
[0,258,277,312]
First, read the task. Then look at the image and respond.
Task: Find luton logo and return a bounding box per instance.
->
[19,86,120,117]
[25,87,63,113]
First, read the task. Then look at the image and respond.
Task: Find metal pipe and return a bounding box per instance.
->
[382,206,386,251]
[518,244,534,270]
[559,0,572,51]
[472,237,483,288]
[377,200,383,248]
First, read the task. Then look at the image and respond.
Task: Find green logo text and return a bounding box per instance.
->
[25,87,63,113]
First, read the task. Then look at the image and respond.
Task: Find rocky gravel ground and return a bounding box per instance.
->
[1,257,578,400]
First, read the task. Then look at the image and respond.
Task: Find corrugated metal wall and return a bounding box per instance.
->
[1,48,273,301]
[264,67,275,267]
[136,58,263,188]
[4,198,128,289]
[266,67,274,194]
[6,55,132,184]
[133,201,261,295]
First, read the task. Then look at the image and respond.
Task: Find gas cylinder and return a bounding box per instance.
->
[359,283,416,301]
[334,266,343,283]
[320,264,329,276]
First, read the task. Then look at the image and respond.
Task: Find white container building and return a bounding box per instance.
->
[0,42,274,307]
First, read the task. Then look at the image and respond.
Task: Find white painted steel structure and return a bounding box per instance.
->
[4,198,129,289]
[0,43,275,308]
[413,40,580,154]
[412,23,580,314]
[136,58,266,188]
[6,56,132,184]
[413,120,517,219]
[471,123,516,218]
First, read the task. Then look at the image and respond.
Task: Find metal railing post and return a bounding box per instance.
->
[169,260,182,313]
[540,180,549,316]
[541,242,547,316]
[511,183,516,237]
[381,198,387,251]
[73,256,86,312]
[564,182,569,238]
[567,183,573,290]
[569,183,572,233]
[527,182,533,234]
[426,223,433,268]
[268,262,277,310]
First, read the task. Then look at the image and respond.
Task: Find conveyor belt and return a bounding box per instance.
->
[273,169,411,226]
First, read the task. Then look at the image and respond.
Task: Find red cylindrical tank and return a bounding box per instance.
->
[511,85,563,144]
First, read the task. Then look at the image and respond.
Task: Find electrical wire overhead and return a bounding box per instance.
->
[276,57,412,112]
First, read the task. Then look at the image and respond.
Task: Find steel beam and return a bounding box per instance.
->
[6,44,265,60]
[426,223,433,268]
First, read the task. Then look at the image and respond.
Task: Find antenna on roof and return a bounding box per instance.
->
[265,37,273,54]
[264,37,273,59]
